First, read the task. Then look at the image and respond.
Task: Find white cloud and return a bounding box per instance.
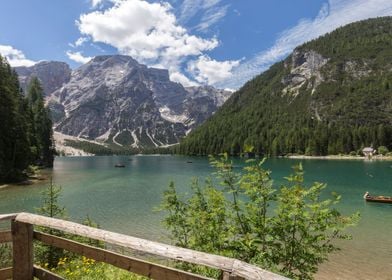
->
[91,0,104,8]
[77,0,218,66]
[76,0,238,86]
[0,45,36,67]
[179,0,228,31]
[75,37,89,47]
[222,0,392,89]
[170,71,199,87]
[188,55,240,85]
[66,51,92,64]
[178,0,203,23]
[196,4,229,32]
[69,37,89,48]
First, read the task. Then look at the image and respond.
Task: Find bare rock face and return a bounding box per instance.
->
[185,86,232,107]
[43,55,232,148]
[282,50,329,96]
[281,49,377,98]
[15,61,71,96]
[183,86,232,129]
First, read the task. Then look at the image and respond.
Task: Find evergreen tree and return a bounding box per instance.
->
[0,55,54,183]
[35,180,67,268]
[0,56,32,182]
[27,77,54,167]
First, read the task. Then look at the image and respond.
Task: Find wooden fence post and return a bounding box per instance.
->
[11,220,34,280]
[221,271,245,280]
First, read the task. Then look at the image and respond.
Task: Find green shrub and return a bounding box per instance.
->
[53,256,148,280]
[378,146,389,155]
[160,155,359,279]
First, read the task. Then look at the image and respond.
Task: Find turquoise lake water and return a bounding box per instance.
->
[0,155,391,279]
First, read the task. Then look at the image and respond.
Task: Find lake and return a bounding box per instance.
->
[0,155,391,279]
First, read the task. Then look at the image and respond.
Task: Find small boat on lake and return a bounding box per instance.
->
[363,192,392,204]
[114,163,126,168]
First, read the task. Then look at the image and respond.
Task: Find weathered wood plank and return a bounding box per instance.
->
[12,220,34,280]
[0,267,12,280]
[34,231,212,280]
[33,266,64,280]
[0,214,18,222]
[16,213,289,279]
[0,231,12,244]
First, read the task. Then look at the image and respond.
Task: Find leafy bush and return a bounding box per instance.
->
[377,146,389,155]
[160,155,359,279]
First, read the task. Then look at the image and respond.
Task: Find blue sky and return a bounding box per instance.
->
[1,0,392,89]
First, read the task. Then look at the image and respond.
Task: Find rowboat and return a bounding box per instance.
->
[363,192,392,204]
[114,163,126,168]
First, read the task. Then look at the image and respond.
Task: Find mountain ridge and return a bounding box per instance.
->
[15,55,232,150]
[178,17,392,156]
[15,61,71,96]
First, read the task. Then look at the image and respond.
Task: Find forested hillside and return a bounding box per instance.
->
[0,55,54,183]
[178,17,392,156]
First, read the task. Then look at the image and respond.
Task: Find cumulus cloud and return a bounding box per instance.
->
[0,45,36,67]
[75,0,238,85]
[222,0,392,89]
[170,71,199,87]
[78,0,218,65]
[188,55,240,85]
[66,51,92,64]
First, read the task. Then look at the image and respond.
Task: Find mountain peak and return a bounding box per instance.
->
[15,61,71,95]
[14,53,233,149]
[90,55,139,65]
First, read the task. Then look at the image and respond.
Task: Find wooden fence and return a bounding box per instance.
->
[0,213,289,280]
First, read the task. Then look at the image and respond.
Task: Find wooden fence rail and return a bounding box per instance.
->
[0,213,289,280]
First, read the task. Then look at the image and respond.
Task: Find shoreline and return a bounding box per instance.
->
[0,171,51,190]
[284,155,392,161]
[53,153,392,161]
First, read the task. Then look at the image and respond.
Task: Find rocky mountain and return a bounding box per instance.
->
[179,17,392,156]
[18,55,231,149]
[15,61,71,96]
[183,86,232,128]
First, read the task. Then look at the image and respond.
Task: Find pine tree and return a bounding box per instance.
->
[35,180,67,268]
[27,77,54,167]
[0,56,32,182]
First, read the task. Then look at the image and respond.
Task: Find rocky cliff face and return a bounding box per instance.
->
[15,61,71,96]
[282,50,329,96]
[34,55,232,148]
[183,86,232,129]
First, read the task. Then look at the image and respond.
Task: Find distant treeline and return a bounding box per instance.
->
[63,139,175,156]
[0,55,54,183]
